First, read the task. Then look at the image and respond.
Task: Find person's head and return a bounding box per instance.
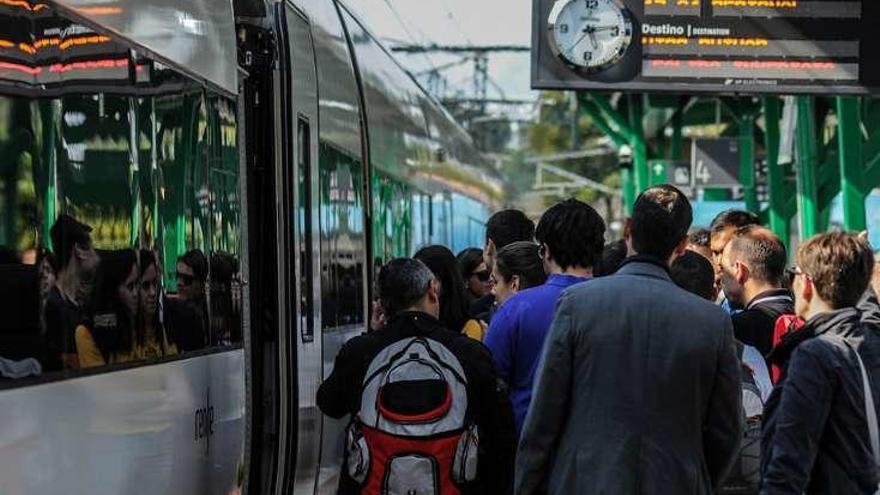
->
[535,199,605,274]
[491,241,547,305]
[793,232,874,319]
[377,258,439,319]
[36,247,56,298]
[718,225,787,309]
[457,248,491,300]
[91,249,138,358]
[671,251,718,301]
[50,214,98,277]
[177,249,207,302]
[484,209,535,271]
[414,245,470,332]
[138,249,160,324]
[687,228,712,260]
[94,249,139,319]
[709,209,760,268]
[626,185,692,264]
[594,239,628,277]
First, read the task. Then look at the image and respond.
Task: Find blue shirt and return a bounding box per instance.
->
[485,273,590,434]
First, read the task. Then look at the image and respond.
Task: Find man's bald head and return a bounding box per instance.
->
[726,225,787,286]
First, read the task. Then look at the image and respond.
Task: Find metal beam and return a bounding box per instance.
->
[533,162,621,196]
[740,111,758,213]
[629,94,649,194]
[578,93,628,149]
[796,96,820,239]
[762,97,791,247]
[390,44,530,53]
[837,96,867,231]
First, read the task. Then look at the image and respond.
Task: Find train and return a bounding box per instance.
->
[0,0,502,493]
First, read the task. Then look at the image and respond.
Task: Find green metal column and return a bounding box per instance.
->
[670,105,684,161]
[628,94,649,194]
[39,100,59,249]
[739,113,758,213]
[621,164,635,215]
[836,96,867,231]
[796,96,820,239]
[762,97,789,247]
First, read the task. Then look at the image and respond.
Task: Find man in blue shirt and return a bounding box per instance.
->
[485,199,606,434]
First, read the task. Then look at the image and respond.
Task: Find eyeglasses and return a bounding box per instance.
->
[471,270,490,282]
[177,272,195,286]
[786,266,811,281]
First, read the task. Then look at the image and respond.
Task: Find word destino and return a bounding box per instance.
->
[643,23,732,37]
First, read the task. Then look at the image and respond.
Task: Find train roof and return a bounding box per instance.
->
[48,0,238,96]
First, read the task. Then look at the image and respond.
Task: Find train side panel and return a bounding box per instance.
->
[0,351,244,494]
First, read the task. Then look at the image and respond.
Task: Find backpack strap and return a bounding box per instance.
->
[841,338,880,472]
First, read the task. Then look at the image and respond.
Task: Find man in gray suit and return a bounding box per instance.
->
[515,185,742,495]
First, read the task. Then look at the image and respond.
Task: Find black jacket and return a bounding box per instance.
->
[317,311,516,495]
[732,289,794,357]
[469,293,495,323]
[761,308,880,495]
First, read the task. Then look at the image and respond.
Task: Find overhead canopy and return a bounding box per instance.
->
[49,0,238,95]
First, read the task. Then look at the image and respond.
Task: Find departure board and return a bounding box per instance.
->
[531,0,879,94]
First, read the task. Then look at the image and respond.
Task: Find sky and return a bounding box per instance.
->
[347,0,538,103]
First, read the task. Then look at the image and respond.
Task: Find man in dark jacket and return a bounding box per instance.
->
[719,225,794,356]
[761,232,880,495]
[318,258,516,494]
[515,185,742,495]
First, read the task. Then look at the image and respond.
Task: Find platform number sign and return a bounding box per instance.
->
[690,138,742,188]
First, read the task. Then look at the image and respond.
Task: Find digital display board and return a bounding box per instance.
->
[531,0,879,94]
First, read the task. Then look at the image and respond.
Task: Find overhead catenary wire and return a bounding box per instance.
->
[381,0,439,75]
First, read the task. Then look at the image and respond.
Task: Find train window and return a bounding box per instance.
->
[319,143,365,330]
[207,96,242,347]
[0,2,240,384]
[297,115,314,342]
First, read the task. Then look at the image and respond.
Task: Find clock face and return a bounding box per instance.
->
[548,0,633,72]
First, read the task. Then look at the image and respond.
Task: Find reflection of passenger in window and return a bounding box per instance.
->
[43,215,98,371]
[135,250,177,360]
[210,251,241,346]
[75,250,138,368]
[172,249,209,349]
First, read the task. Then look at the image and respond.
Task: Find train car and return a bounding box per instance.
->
[0,0,502,494]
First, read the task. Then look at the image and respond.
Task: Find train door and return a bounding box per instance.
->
[275,4,323,493]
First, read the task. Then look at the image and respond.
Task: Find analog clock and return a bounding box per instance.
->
[547,0,633,72]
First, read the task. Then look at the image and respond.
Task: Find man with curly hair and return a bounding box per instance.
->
[485,198,605,435]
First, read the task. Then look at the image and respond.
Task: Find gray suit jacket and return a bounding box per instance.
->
[515,259,742,495]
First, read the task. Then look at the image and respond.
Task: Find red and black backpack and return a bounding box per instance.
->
[346,336,478,494]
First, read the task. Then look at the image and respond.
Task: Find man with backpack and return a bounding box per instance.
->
[318,258,516,495]
[761,233,880,494]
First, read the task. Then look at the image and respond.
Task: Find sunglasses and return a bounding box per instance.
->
[177,272,195,286]
[471,270,490,282]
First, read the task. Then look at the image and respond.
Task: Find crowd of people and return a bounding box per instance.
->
[318,183,880,495]
[0,214,242,377]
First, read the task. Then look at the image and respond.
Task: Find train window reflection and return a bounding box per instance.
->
[0,2,241,384]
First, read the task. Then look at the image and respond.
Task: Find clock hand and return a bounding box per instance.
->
[589,31,598,49]
[592,25,619,32]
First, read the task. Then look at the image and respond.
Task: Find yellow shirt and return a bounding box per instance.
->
[462,319,486,342]
[75,325,179,368]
